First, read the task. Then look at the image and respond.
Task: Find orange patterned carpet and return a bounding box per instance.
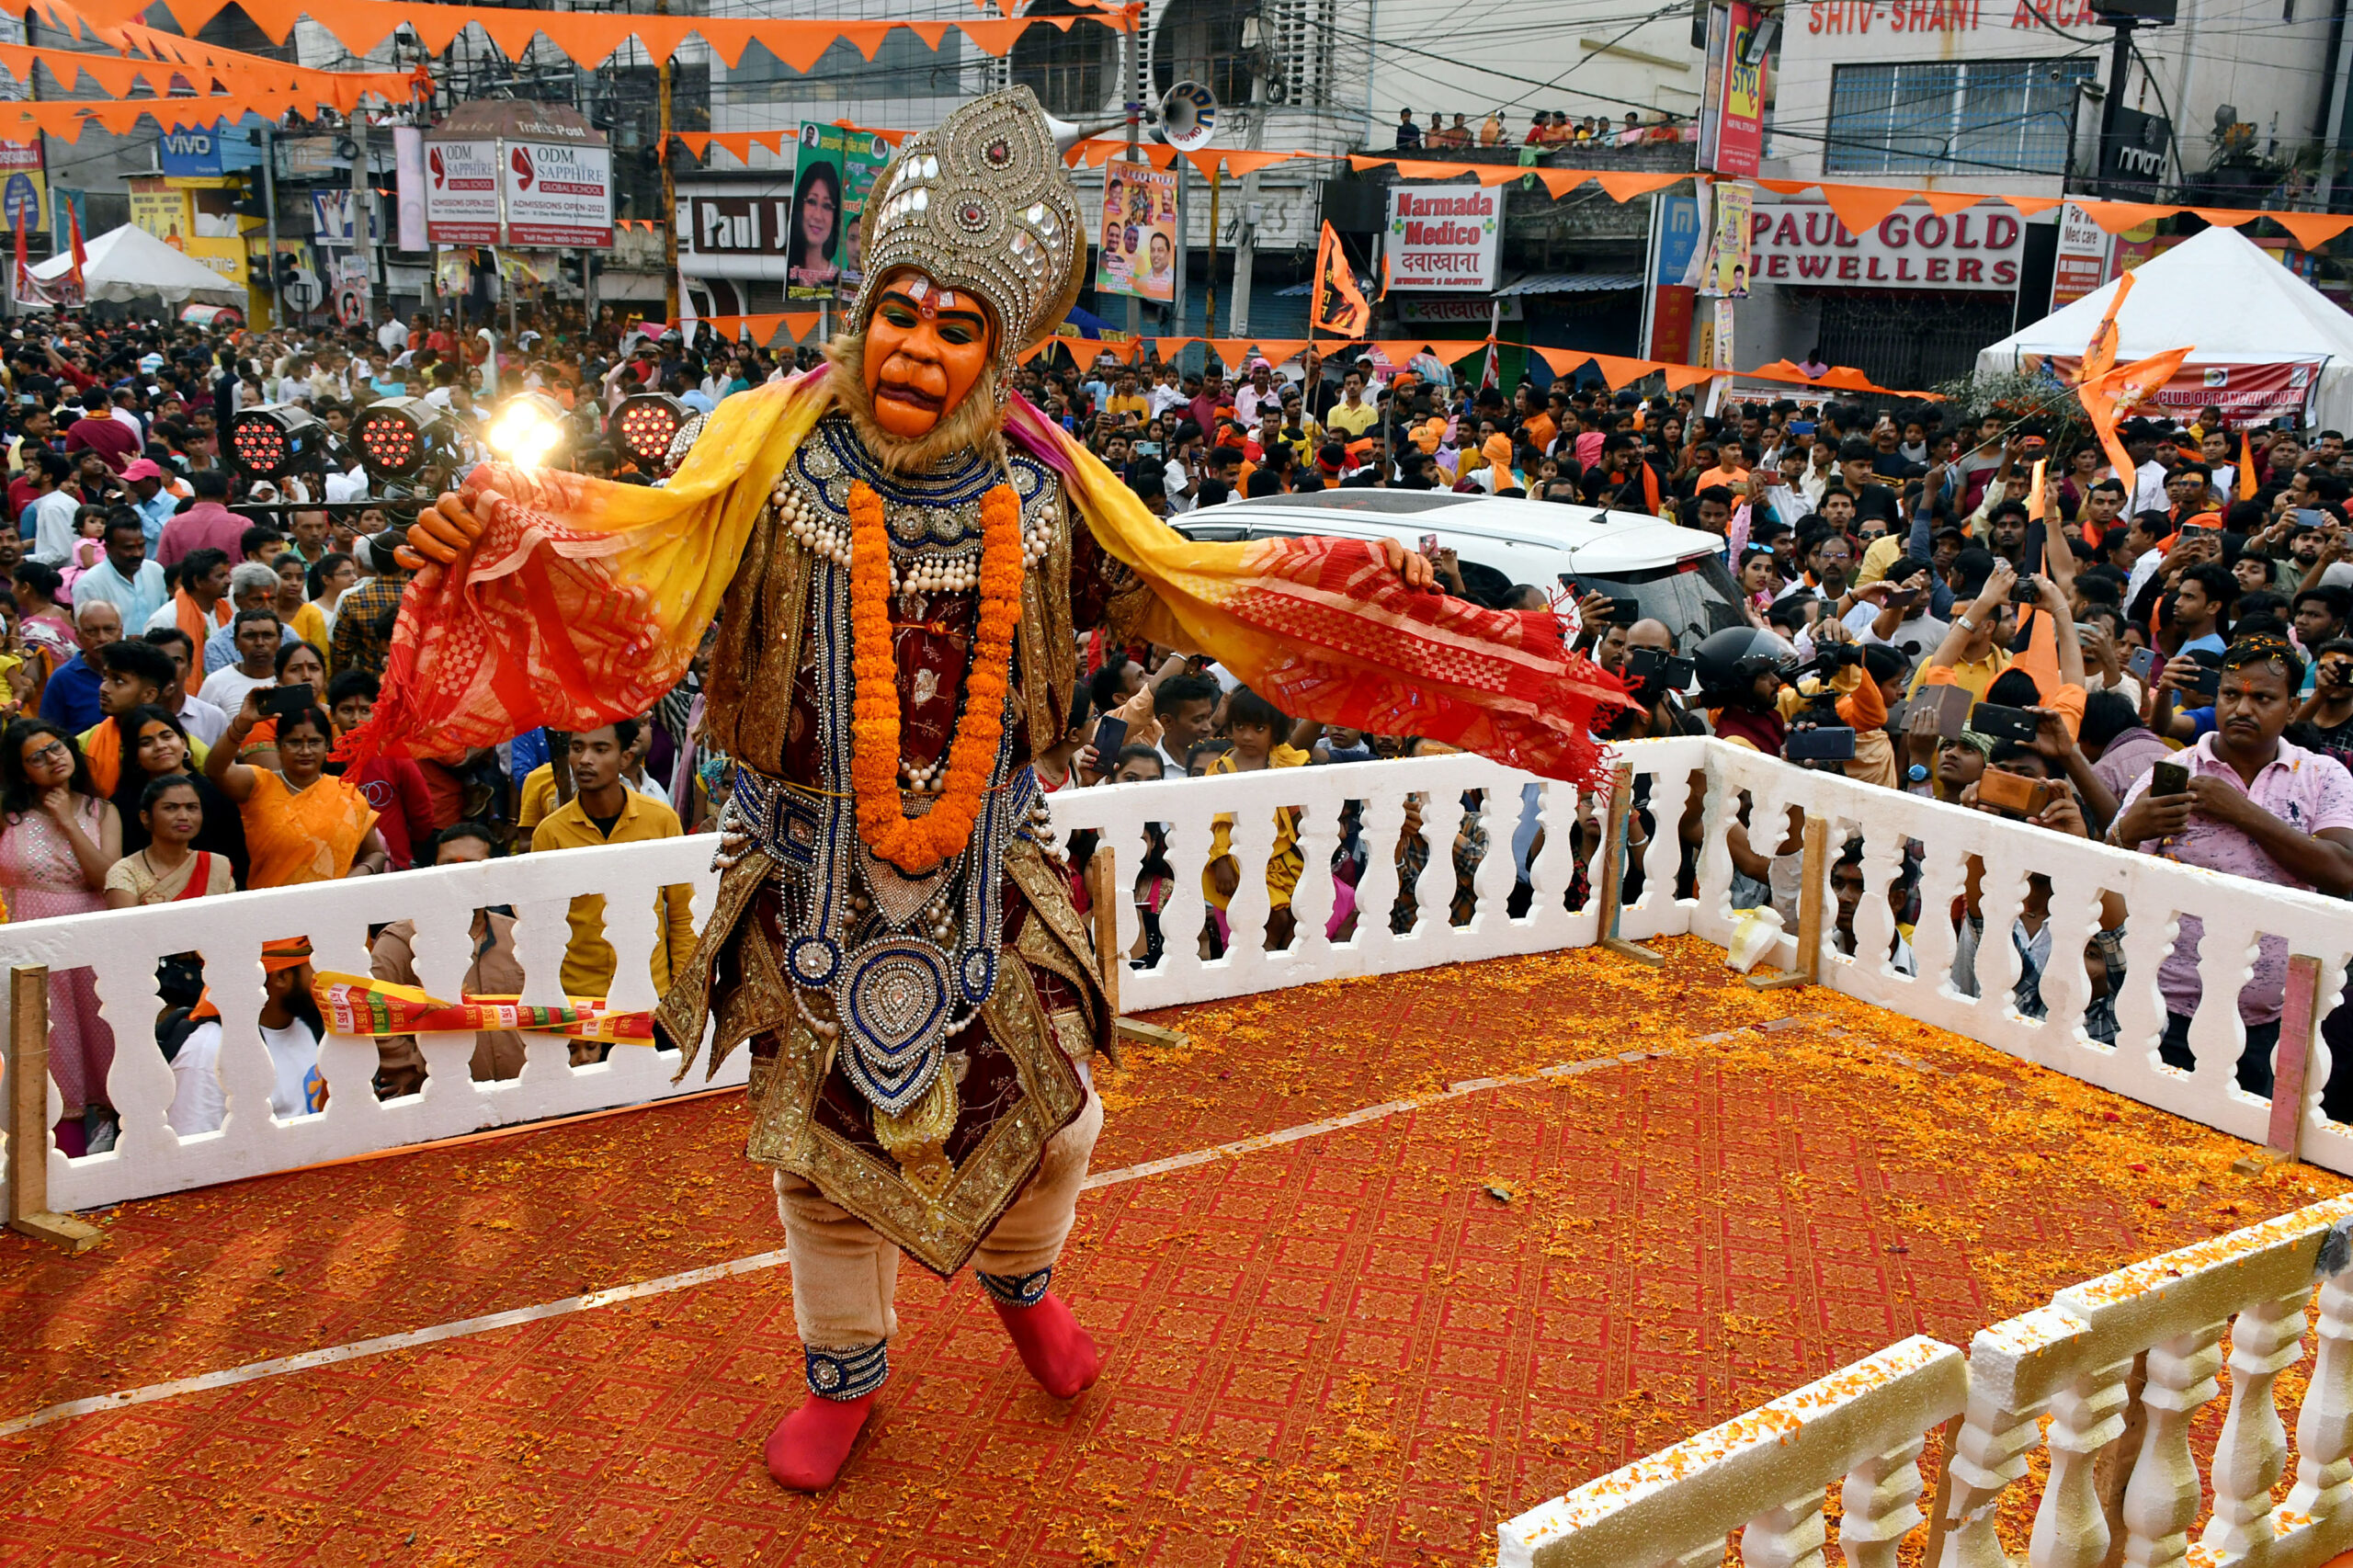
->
[0,937,2343,1566]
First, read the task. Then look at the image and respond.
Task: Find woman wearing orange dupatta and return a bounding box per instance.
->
[205,690,385,886]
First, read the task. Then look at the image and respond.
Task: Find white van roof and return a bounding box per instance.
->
[1185,491,1727,576]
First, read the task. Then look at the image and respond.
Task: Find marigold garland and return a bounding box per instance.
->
[847,478,1025,873]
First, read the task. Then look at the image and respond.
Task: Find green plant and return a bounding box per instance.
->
[1932,364,2093,453]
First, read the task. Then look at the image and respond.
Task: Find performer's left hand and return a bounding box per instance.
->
[1381,538,1438,592]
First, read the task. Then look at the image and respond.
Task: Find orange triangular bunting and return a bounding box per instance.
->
[2273,211,2353,250]
[1594,171,1682,202]
[1916,190,1991,216]
[1814,182,1914,238]
[2075,200,2175,235]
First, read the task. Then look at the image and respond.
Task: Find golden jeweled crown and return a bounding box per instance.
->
[849,87,1086,367]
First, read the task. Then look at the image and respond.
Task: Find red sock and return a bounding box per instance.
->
[992,1290,1101,1399]
[764,1392,875,1491]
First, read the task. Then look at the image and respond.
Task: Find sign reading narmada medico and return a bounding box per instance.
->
[1747,199,2024,290]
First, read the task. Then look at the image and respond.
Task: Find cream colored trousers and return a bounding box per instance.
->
[774,1085,1104,1349]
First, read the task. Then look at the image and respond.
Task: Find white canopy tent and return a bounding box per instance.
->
[1977,225,2353,431]
[20,223,245,308]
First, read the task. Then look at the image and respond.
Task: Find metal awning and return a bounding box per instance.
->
[1493,273,1644,296]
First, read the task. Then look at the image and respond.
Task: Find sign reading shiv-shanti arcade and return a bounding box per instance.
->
[1386,184,1500,291]
[1746,199,2025,290]
[1804,0,2105,31]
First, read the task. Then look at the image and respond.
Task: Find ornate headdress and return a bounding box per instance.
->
[848,87,1086,370]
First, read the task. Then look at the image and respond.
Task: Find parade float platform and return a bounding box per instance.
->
[1,937,2332,1566]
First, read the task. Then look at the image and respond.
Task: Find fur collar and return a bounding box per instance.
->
[823,334,1009,478]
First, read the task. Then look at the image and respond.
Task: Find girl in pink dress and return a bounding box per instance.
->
[0,720,122,1153]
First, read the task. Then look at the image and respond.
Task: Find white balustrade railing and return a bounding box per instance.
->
[15,734,2353,1218]
[1496,1335,1971,1568]
[1501,1193,2353,1568]
[1686,742,2353,1177]
[0,745,1706,1216]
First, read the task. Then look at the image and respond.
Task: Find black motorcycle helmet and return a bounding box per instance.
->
[1693,626,1796,710]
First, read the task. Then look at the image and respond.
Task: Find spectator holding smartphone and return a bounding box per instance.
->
[2110,633,2353,1091]
[206,690,388,887]
[2297,638,2353,769]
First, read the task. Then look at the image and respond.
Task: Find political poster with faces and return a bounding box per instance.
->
[1094,159,1176,302]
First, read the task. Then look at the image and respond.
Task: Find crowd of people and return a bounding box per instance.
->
[6,303,2347,1149]
[1392,107,1689,151]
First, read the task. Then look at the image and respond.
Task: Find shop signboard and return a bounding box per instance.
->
[1385,183,1500,291]
[1746,199,2024,290]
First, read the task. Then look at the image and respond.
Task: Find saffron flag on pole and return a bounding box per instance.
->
[1310,221,1371,338]
[2075,273,2136,480]
[61,201,85,308]
[2079,346,2193,488]
[2241,429,2257,500]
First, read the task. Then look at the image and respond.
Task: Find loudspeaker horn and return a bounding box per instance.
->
[1159,81,1218,152]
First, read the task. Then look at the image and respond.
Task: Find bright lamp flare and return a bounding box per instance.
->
[485,393,565,471]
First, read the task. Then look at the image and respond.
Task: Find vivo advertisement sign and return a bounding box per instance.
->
[159,119,263,180]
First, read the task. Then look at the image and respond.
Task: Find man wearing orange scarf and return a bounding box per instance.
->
[145,547,233,699]
[373,89,1624,1495]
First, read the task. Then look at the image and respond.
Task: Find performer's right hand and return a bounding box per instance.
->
[396,492,489,572]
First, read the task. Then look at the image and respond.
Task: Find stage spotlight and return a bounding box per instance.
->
[614,392,691,472]
[351,395,457,483]
[483,392,566,472]
[228,403,326,481]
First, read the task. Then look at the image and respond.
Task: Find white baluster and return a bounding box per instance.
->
[1347,787,1404,959]
[1910,834,1968,1014]
[1219,784,1277,967]
[1850,824,1904,983]
[1466,781,1516,931]
[2118,1320,2225,1568]
[2290,1274,2353,1529]
[1938,1384,2047,1568]
[2029,1358,2132,1568]
[1838,1435,1927,1568]
[1741,1487,1826,1568]
[1285,789,1338,964]
[2200,1288,2308,1564]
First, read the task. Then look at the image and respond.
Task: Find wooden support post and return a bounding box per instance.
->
[1086,843,1120,1019]
[2235,952,2325,1175]
[6,963,101,1254]
[1748,814,1829,992]
[1089,841,1189,1051]
[1595,761,1663,967]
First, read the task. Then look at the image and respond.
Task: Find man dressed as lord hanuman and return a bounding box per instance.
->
[355,86,1620,1492]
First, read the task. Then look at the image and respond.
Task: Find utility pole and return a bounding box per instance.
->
[261,124,283,327]
[657,0,677,323]
[1121,1,1141,342]
[2096,13,2134,199]
[350,108,372,312]
[1204,165,1221,337]
[1227,13,1271,338]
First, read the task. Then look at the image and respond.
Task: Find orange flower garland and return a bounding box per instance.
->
[847,479,1026,874]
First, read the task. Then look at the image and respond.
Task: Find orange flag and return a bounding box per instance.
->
[2080,272,2131,391]
[2079,346,2194,488]
[2075,272,2137,482]
[63,200,85,307]
[1310,221,1370,338]
[2240,430,2257,501]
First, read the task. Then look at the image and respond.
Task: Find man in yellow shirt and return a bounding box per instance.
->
[1324,370,1379,438]
[529,720,697,998]
[1103,369,1151,424]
